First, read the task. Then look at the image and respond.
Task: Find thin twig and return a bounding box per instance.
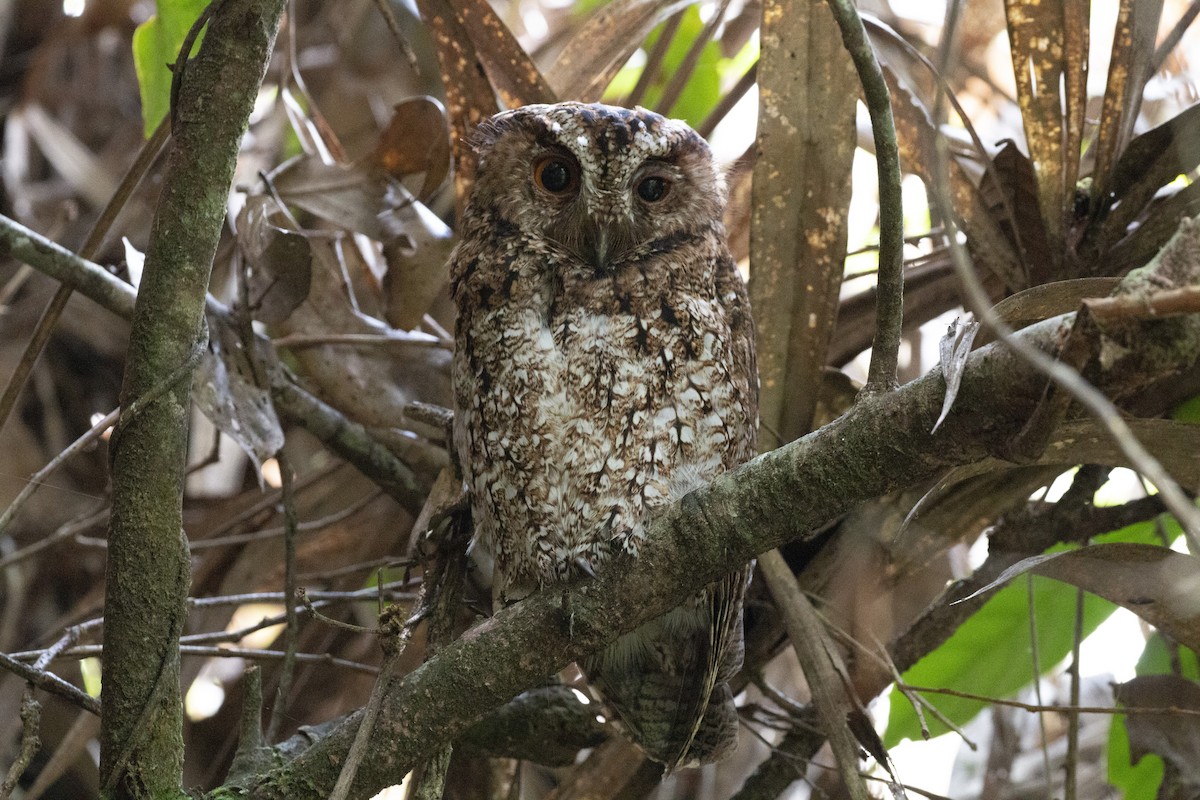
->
[181,645,379,674]
[1064,587,1084,800]
[0,502,108,570]
[271,331,449,350]
[0,689,40,798]
[266,450,300,743]
[898,683,1200,717]
[190,487,381,550]
[329,587,431,800]
[0,652,99,715]
[187,581,416,609]
[1084,285,1200,321]
[1152,0,1200,72]
[758,549,871,800]
[0,409,118,541]
[369,0,420,74]
[1027,576,1054,800]
[300,588,376,634]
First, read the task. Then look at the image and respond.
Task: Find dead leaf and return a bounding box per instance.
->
[1004,0,1070,251]
[550,0,694,102]
[980,141,1054,283]
[750,0,856,450]
[412,0,501,211]
[373,96,452,200]
[964,543,1200,650]
[884,68,1025,292]
[269,156,389,239]
[380,183,456,331]
[932,315,979,434]
[440,0,554,108]
[1115,674,1200,786]
[1089,100,1200,259]
[237,196,313,325]
[193,310,285,476]
[976,277,1121,346]
[1089,0,1165,201]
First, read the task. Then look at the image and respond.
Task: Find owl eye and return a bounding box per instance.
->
[636,175,670,203]
[533,156,580,195]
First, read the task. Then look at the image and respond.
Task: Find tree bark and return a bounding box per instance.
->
[99,2,285,797]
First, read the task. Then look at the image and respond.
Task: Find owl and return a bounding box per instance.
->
[450,102,758,769]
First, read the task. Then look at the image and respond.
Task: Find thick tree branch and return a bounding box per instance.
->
[99,2,284,797]
[230,241,1200,797]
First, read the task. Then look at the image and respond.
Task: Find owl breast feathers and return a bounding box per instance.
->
[450,102,758,769]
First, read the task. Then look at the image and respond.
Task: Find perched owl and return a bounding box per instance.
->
[450,102,758,769]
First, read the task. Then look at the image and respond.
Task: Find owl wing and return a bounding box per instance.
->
[587,254,759,770]
[676,252,759,766]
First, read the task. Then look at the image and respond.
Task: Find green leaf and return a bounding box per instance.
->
[1106,635,1200,798]
[131,0,210,137]
[1172,394,1200,423]
[885,574,1115,746]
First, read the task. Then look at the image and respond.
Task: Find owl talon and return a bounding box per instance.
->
[574,556,597,579]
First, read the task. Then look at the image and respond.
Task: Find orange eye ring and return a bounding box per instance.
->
[533,156,580,195]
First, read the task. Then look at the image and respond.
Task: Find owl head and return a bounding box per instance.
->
[466,102,727,273]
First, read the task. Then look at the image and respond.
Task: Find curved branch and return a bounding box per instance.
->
[825,0,905,393]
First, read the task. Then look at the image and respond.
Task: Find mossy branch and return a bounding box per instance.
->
[98,2,285,797]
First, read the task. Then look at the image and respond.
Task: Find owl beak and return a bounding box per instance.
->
[586,226,612,272]
[580,218,631,273]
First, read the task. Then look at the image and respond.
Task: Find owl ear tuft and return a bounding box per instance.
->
[467,118,505,154]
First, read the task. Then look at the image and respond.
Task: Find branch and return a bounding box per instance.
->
[230,248,1200,797]
[99,1,284,797]
[825,0,904,393]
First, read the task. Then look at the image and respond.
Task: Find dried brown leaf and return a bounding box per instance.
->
[380,185,456,330]
[1005,0,1069,250]
[373,97,452,200]
[280,238,452,429]
[269,157,389,239]
[1116,674,1200,784]
[980,141,1054,283]
[750,0,856,449]
[550,0,694,102]
[237,196,313,326]
[446,0,554,109]
[967,544,1200,651]
[412,0,501,210]
[193,311,285,475]
[1090,0,1165,200]
[976,277,1121,346]
[885,69,1025,292]
[1088,101,1200,261]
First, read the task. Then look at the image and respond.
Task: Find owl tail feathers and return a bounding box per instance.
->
[587,659,740,772]
[584,583,747,769]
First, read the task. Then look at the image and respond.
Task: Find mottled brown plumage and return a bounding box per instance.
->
[450,102,757,769]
